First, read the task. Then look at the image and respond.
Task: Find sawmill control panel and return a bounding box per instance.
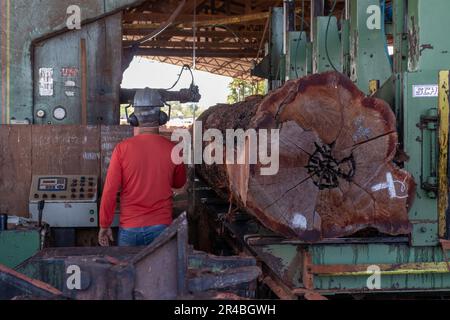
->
[29,175,99,227]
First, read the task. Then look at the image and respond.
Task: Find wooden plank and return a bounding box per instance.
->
[438,70,449,238]
[80,38,87,125]
[0,125,136,217]
[31,126,100,176]
[100,126,133,186]
[0,125,32,216]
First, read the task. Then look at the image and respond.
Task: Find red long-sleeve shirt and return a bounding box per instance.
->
[100,134,187,229]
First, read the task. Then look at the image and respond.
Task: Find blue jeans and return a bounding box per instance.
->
[118,225,168,247]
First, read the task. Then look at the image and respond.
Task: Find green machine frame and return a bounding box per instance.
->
[247,0,450,297]
[0,229,41,269]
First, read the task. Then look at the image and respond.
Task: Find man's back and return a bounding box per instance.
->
[100,134,187,229]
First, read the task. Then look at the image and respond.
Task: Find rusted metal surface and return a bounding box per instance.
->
[292,288,328,300]
[188,266,261,293]
[0,263,62,300]
[2,0,141,123]
[33,13,123,125]
[14,213,260,300]
[440,240,450,272]
[131,213,189,299]
[310,262,450,276]
[262,276,297,300]
[301,250,314,290]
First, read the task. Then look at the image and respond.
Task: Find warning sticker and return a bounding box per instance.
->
[39,68,54,96]
[61,67,79,78]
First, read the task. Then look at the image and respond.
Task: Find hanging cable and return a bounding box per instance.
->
[325,0,339,72]
[192,0,197,70]
[165,65,195,91]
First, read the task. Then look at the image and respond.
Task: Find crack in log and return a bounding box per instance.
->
[263,174,314,210]
[350,130,396,150]
[280,134,312,157]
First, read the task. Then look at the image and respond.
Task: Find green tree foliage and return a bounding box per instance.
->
[171,102,202,119]
[227,79,266,104]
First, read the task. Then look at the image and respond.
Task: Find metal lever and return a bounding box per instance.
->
[38,200,45,228]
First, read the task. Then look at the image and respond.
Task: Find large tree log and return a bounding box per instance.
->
[197,72,415,241]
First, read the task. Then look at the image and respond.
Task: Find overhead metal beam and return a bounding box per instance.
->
[183,11,269,27]
[135,48,258,58]
[123,40,258,49]
[183,0,208,14]
[123,12,229,22]
[123,28,263,39]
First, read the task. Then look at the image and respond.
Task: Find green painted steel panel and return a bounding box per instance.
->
[349,0,392,94]
[393,0,408,74]
[0,229,40,268]
[312,16,342,74]
[403,71,440,246]
[311,243,450,291]
[407,0,450,72]
[289,31,310,79]
[340,19,351,76]
[258,242,450,292]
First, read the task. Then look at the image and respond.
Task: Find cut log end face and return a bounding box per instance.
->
[198,72,415,242]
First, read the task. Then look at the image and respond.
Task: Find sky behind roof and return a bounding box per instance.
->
[121,57,233,108]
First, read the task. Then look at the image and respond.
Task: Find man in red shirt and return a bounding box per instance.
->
[98,118,187,247]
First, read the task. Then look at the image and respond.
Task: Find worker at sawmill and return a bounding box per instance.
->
[98,109,187,247]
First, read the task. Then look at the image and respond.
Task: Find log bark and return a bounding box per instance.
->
[197,72,415,241]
